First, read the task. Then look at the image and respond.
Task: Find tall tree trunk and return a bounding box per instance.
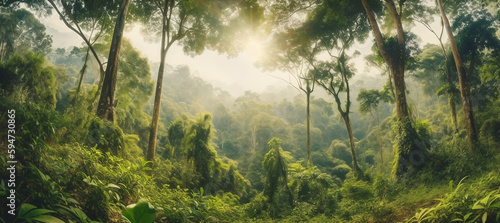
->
[362,0,427,177]
[342,113,361,175]
[96,0,131,121]
[437,0,479,150]
[306,87,311,167]
[147,1,170,162]
[146,52,167,162]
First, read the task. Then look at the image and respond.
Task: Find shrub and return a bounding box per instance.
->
[86,117,125,156]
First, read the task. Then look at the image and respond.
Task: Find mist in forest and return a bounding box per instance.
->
[1,0,499,222]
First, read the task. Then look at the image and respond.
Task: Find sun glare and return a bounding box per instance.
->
[244,36,266,61]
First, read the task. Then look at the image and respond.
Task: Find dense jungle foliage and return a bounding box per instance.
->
[1,0,500,222]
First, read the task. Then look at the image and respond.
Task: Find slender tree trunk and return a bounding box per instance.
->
[146,53,166,162]
[437,0,479,150]
[72,47,90,106]
[306,88,311,167]
[147,1,170,162]
[96,0,131,121]
[342,113,361,175]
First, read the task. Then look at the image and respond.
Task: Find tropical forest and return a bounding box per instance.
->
[1,0,500,222]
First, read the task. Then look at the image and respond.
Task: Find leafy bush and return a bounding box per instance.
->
[331,164,351,180]
[86,117,125,156]
[338,174,375,220]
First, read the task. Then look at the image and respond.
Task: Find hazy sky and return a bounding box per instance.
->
[38,8,441,97]
[40,13,291,97]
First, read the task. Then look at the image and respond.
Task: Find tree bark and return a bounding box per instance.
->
[437,0,479,150]
[96,0,131,121]
[342,113,361,175]
[329,77,361,176]
[306,85,311,167]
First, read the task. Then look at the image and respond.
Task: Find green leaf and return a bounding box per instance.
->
[463,212,473,221]
[122,199,156,223]
[482,212,488,223]
[18,203,37,217]
[142,167,152,171]
[22,208,56,219]
[66,198,79,204]
[30,215,65,223]
[200,187,204,196]
[473,194,491,210]
[490,201,500,209]
[107,183,120,189]
[18,203,64,223]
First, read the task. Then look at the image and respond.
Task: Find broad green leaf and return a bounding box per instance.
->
[22,208,56,218]
[463,212,473,220]
[123,199,156,223]
[18,203,37,217]
[30,215,65,223]
[482,212,488,223]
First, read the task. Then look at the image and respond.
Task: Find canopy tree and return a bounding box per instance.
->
[453,9,500,111]
[260,31,318,167]
[182,113,218,189]
[436,0,480,150]
[264,0,374,176]
[262,138,294,207]
[361,0,429,177]
[1,51,60,109]
[0,8,52,62]
[312,52,363,176]
[133,0,263,162]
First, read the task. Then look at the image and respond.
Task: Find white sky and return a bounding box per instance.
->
[38,8,441,97]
